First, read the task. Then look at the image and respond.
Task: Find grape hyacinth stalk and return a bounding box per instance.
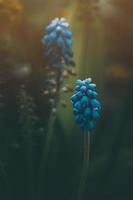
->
[42,17,76,113]
[71,78,101,200]
[38,18,76,199]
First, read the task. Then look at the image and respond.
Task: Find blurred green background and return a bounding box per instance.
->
[0,0,133,200]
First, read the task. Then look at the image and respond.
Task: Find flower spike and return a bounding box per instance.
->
[42,18,76,113]
[71,78,101,131]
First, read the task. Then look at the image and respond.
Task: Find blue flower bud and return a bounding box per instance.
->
[75,85,81,91]
[92,110,100,120]
[61,30,72,38]
[88,83,96,90]
[80,96,89,107]
[87,89,98,98]
[46,23,57,32]
[91,99,101,108]
[49,31,57,40]
[65,39,72,47]
[73,108,79,114]
[76,80,82,86]
[56,36,64,47]
[71,94,78,103]
[74,101,82,112]
[76,91,83,99]
[83,107,91,118]
[42,35,51,44]
[80,86,87,92]
[82,80,88,85]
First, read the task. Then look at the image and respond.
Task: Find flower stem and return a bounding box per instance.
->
[38,65,62,199]
[77,131,90,200]
[38,112,56,200]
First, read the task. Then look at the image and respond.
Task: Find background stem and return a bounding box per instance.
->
[0,161,12,200]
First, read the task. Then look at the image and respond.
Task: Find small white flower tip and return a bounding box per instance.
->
[87,78,92,82]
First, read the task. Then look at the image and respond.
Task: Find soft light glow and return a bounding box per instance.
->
[98,0,118,17]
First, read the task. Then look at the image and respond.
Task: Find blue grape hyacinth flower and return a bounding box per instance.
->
[42,17,75,67]
[71,78,101,131]
[42,18,76,113]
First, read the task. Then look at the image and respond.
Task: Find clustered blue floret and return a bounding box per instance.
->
[71,78,101,131]
[42,17,75,67]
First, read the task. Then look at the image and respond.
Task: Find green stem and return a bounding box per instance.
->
[77,131,90,200]
[38,67,62,199]
[38,113,56,200]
